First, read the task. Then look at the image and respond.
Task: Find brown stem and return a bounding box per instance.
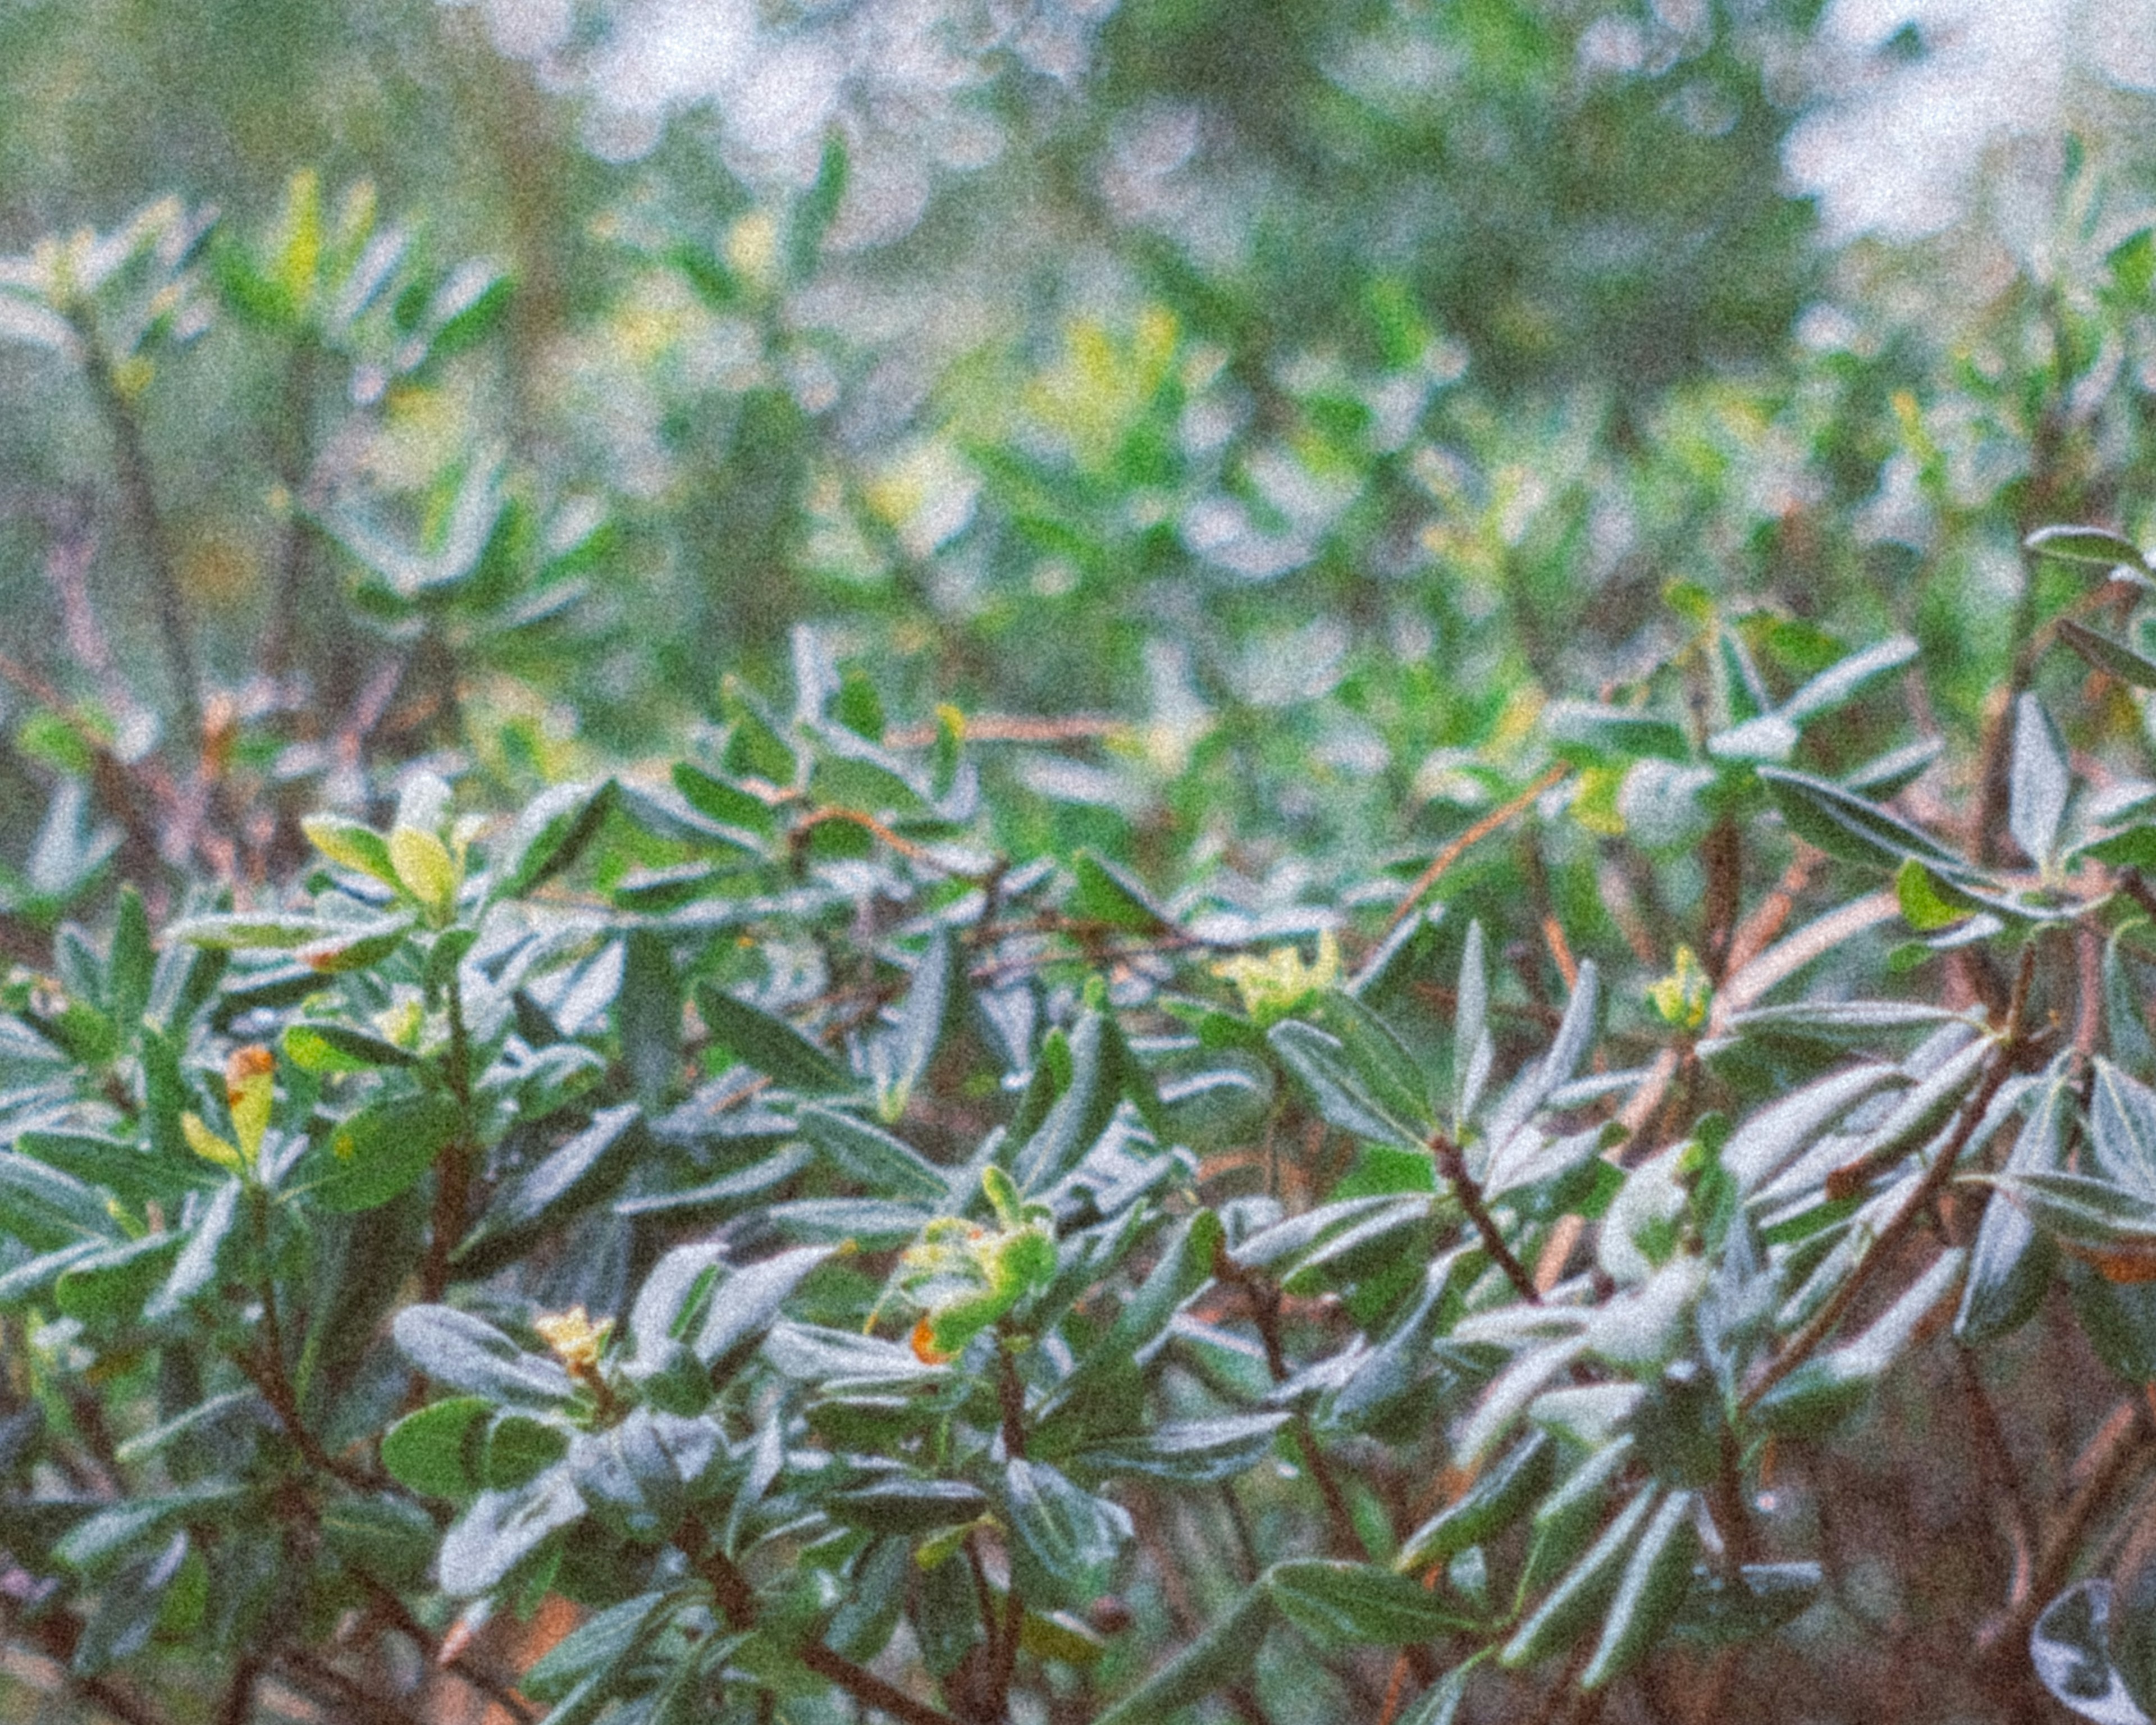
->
[271,1645,425,1725]
[1433,1131,1539,1305]
[1700,814,1743,983]
[1222,1263,1366,1559]
[1710,1424,1761,1572]
[1383,763,1573,941]
[77,323,200,748]
[422,969,478,1303]
[679,1520,960,1725]
[348,1564,533,1723]
[997,1334,1028,1461]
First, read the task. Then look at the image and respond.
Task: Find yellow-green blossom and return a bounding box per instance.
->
[1214,929,1341,1027]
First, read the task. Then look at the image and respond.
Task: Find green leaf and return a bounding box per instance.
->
[1668,1563,1823,1646]
[2025,524,2152,577]
[671,761,776,836]
[145,1180,240,1320]
[882,930,957,1119]
[1268,1559,1471,1646]
[524,1591,680,1704]
[1396,1431,1557,1573]
[1012,1008,1121,1191]
[163,912,340,950]
[1757,767,1965,874]
[1071,851,1170,932]
[2059,619,2156,692]
[483,1413,571,1490]
[1896,857,1974,932]
[789,131,848,277]
[1501,1486,1661,1669]
[54,1484,247,1576]
[1755,1249,1966,1438]
[460,1107,647,1268]
[54,1232,181,1324]
[1779,636,1920,724]
[695,1245,832,1383]
[2010,694,2072,870]
[391,1307,577,1408]
[282,1020,419,1072]
[436,1471,584,1597]
[490,780,616,901]
[796,1105,949,1203]
[1268,1020,1427,1152]
[382,1397,493,1498]
[1002,1458,1132,1609]
[0,1152,119,1251]
[1842,737,1944,798]
[299,1094,462,1214]
[1957,1080,2066,1343]
[1090,1580,1273,1725]
[1579,1487,1701,1688]
[1454,921,1493,1127]
[828,1477,989,1536]
[695,982,851,1094]
[1072,1412,1290,1485]
[1546,702,1690,763]
[1396,1659,1483,1725]
[301,815,401,887]
[107,884,152,1038]
[1304,993,1436,1140]
[1720,1068,1903,1200]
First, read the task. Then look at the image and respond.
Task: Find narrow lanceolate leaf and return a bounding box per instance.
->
[2059,619,2156,692]
[163,912,339,951]
[2024,524,2153,577]
[1089,1580,1273,1725]
[490,780,616,901]
[2010,695,2072,870]
[1501,1487,1662,1669]
[694,1246,832,1382]
[392,1307,577,1408]
[1579,1489,1701,1688]
[1454,921,1492,1127]
[694,982,851,1094]
[1823,1033,1991,1201]
[0,1153,118,1251]
[1074,1413,1290,1485]
[794,1105,948,1203]
[1719,1065,1906,1195]
[1757,768,1966,874]
[1396,1432,1557,1573]
[1268,1020,1426,1152]
[1779,636,1921,724]
[300,815,400,887]
[1958,1078,2070,1342]
[1268,1560,1473,1646]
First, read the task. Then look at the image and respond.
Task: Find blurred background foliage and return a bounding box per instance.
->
[0,0,2141,991]
[3,0,2156,994]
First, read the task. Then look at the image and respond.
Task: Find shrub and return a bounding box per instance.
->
[6,556,2156,1723]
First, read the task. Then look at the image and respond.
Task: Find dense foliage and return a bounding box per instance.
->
[13,5,2156,1724]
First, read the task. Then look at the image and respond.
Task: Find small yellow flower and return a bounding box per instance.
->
[1647,946,1711,1032]
[534,1307,612,1375]
[1213,929,1342,1027]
